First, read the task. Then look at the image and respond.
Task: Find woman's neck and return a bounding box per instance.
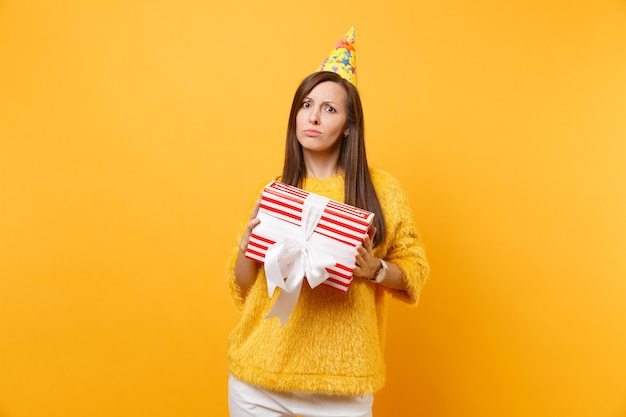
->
[307,166,343,179]
[303,151,343,179]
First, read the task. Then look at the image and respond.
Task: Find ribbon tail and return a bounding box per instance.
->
[285,257,305,292]
[264,242,288,297]
[265,281,303,326]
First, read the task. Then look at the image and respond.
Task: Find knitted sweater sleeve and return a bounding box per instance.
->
[226,222,247,311]
[373,171,430,306]
[225,183,267,311]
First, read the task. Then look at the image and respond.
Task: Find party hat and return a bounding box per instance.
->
[318,26,357,87]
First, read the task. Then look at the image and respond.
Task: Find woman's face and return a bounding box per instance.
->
[295,81,348,155]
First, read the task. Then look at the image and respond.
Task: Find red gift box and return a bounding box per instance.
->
[245,180,374,292]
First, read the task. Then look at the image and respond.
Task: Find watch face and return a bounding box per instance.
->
[376,268,387,283]
[375,260,388,283]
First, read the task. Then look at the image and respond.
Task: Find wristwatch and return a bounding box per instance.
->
[371,259,388,283]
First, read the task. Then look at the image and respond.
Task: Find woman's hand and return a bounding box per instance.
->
[353,227,409,291]
[234,199,262,299]
[239,199,261,252]
[353,226,381,279]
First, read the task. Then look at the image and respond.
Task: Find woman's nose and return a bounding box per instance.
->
[308,108,320,125]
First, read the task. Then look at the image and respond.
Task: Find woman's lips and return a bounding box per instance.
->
[303,129,322,137]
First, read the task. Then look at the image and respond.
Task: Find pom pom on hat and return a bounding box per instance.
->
[318,26,357,87]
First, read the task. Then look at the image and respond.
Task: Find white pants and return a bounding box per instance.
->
[228,374,374,417]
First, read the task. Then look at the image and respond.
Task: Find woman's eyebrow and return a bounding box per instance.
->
[304,96,340,106]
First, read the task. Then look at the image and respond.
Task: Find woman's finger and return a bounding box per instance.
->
[362,234,373,253]
[368,226,377,241]
[248,217,260,230]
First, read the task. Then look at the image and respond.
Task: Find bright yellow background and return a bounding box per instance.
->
[1,0,625,416]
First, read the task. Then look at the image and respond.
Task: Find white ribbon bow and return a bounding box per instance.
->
[264,194,336,325]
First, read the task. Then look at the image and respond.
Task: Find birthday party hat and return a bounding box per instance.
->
[318,26,357,87]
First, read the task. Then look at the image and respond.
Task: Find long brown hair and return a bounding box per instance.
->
[281,71,386,246]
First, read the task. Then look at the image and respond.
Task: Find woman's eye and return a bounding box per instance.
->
[302,101,311,108]
[324,106,335,112]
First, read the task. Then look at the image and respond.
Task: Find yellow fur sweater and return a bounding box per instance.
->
[226,169,430,395]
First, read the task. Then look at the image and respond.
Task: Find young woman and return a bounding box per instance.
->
[226,71,430,417]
